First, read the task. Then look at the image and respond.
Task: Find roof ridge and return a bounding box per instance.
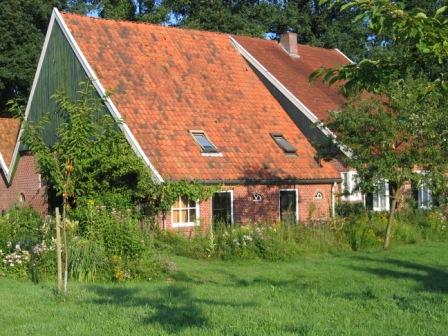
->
[61,11,264,40]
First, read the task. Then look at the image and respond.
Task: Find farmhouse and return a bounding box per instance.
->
[1,8,384,228]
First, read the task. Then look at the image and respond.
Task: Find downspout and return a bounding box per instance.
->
[331,182,337,218]
[162,210,167,232]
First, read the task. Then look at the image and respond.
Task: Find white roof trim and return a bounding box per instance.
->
[229,36,352,158]
[1,9,57,184]
[54,8,164,182]
[6,8,163,183]
[0,153,8,179]
[334,48,355,64]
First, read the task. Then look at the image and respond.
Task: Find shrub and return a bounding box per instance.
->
[72,204,146,258]
[0,207,56,281]
[68,204,164,282]
[69,238,108,282]
[336,202,365,217]
[0,206,45,251]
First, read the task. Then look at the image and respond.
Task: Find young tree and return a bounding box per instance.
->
[313,0,448,249]
[12,82,217,290]
[324,78,448,249]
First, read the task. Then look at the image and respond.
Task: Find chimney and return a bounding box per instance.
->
[279,32,299,58]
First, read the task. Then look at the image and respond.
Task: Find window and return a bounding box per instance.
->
[418,184,432,209]
[271,133,297,154]
[341,171,361,201]
[171,196,199,227]
[372,180,390,211]
[191,131,218,153]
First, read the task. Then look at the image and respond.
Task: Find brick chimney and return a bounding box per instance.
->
[279,32,299,58]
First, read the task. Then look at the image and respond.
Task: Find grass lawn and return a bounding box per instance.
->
[0,242,447,336]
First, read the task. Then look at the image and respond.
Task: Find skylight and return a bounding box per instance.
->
[191,131,219,153]
[271,133,297,154]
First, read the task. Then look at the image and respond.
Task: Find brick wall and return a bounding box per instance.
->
[0,153,47,214]
[159,183,334,233]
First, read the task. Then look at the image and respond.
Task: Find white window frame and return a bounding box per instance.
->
[341,171,362,202]
[372,180,390,212]
[212,190,234,225]
[171,196,200,228]
[418,185,432,209]
[279,189,299,223]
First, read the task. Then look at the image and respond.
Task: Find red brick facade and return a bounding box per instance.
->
[160,183,334,233]
[0,154,47,214]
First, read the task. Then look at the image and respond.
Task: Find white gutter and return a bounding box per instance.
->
[229,36,352,158]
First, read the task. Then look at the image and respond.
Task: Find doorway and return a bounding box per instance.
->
[280,189,298,223]
[212,191,233,227]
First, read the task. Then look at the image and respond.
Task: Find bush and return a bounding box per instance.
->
[0,206,46,251]
[0,204,165,283]
[336,202,365,217]
[68,204,164,282]
[0,207,56,281]
[155,222,352,261]
[71,204,146,258]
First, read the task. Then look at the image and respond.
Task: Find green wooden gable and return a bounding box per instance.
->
[26,22,99,147]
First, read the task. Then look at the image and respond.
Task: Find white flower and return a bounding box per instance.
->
[15,244,21,251]
[6,242,11,248]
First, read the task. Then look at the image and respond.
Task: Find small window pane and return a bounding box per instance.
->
[180,196,188,208]
[188,199,196,207]
[173,210,180,223]
[192,132,218,153]
[189,209,197,222]
[343,172,349,191]
[180,209,188,223]
[272,134,296,154]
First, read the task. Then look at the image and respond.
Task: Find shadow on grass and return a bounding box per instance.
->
[173,268,310,290]
[87,284,254,333]
[347,256,448,293]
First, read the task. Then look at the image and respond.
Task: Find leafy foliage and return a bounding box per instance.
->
[0,0,65,115]
[16,82,216,214]
[313,0,448,95]
[325,77,448,195]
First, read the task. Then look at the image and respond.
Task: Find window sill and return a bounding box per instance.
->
[172,222,200,228]
[201,152,223,157]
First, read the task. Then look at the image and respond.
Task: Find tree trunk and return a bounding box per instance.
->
[62,198,69,294]
[55,208,63,293]
[383,184,401,250]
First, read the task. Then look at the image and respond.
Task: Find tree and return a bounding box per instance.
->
[0,0,67,116]
[314,0,448,95]
[164,0,371,60]
[11,82,216,290]
[312,0,448,249]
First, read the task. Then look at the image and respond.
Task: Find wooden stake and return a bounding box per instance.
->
[55,207,63,292]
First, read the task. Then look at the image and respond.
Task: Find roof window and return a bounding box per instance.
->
[191,131,219,153]
[271,133,297,155]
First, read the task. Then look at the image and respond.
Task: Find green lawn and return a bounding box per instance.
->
[1,243,447,336]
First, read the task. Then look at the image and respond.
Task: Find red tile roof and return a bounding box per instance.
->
[233,35,349,121]
[61,13,340,181]
[0,118,20,167]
